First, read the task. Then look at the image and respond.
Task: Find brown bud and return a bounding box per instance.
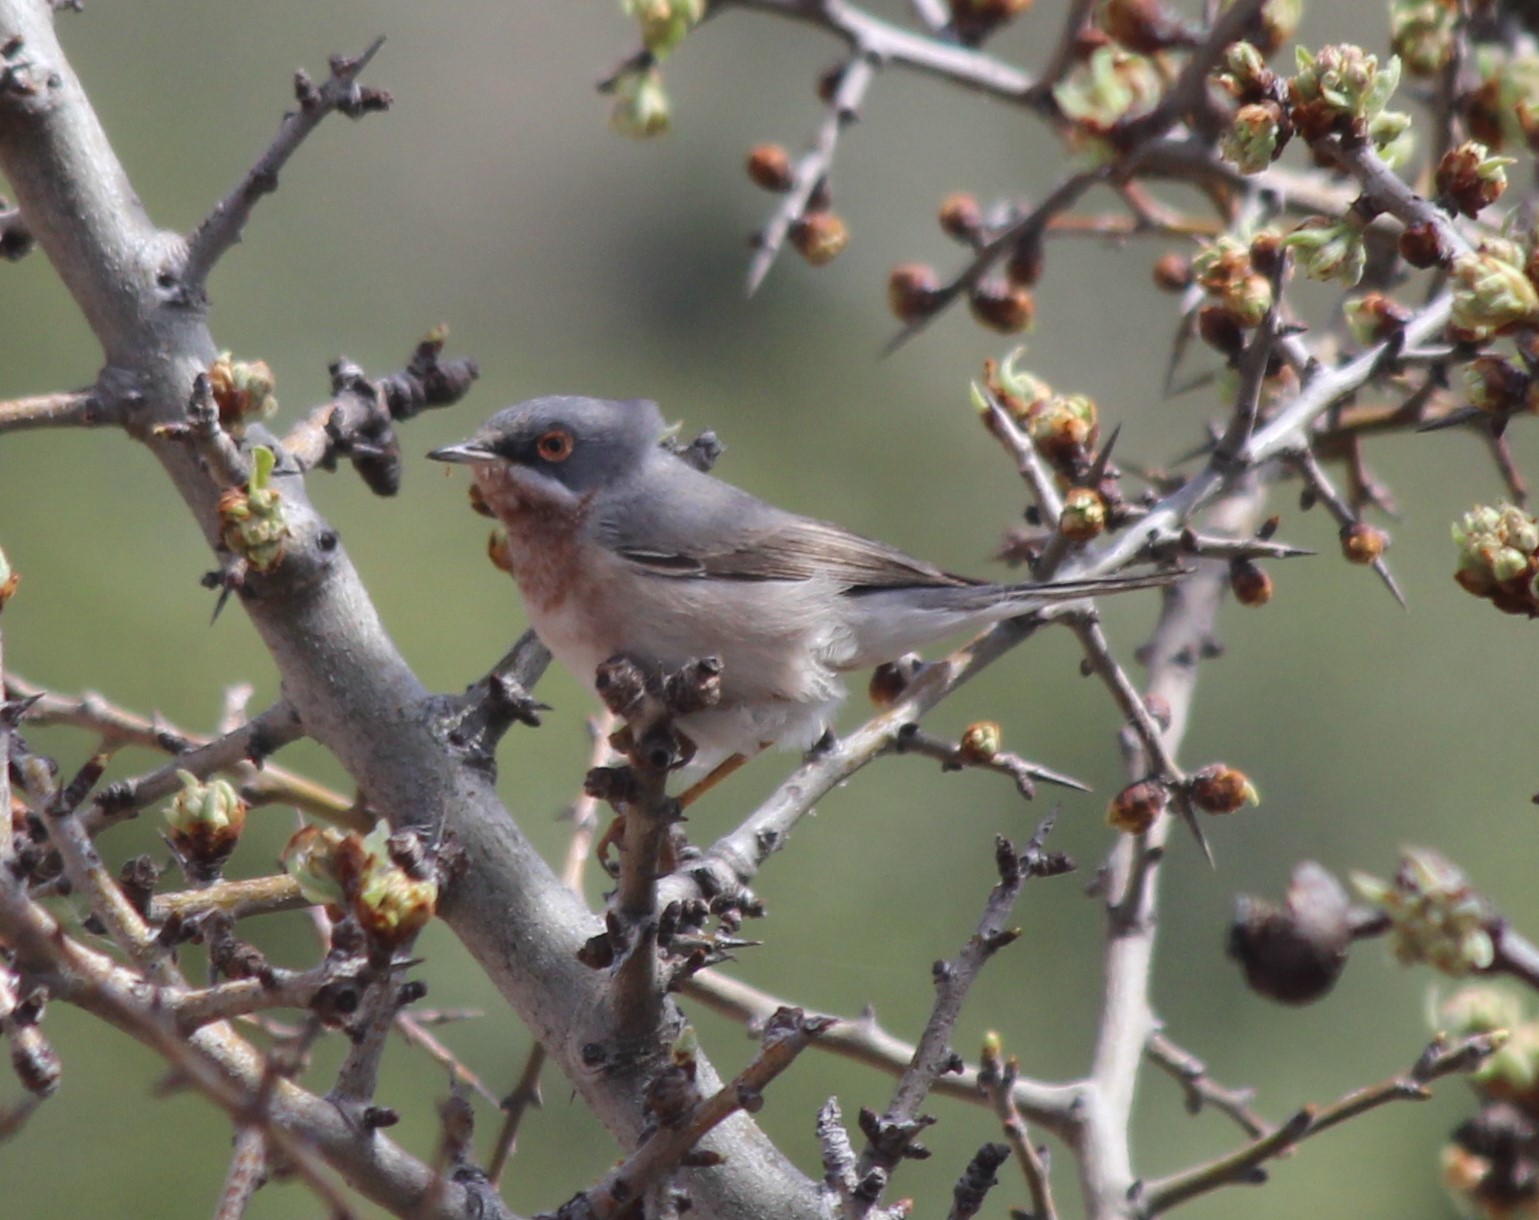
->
[746,144,794,193]
[969,283,1035,334]
[789,212,849,266]
[949,0,1033,40]
[1101,0,1186,54]
[1188,763,1258,814]
[958,721,1002,764]
[938,192,984,243]
[1249,230,1285,278]
[1229,557,1273,606]
[1436,143,1508,218]
[468,482,495,519]
[487,529,514,576]
[1399,221,1451,270]
[1346,291,1412,344]
[888,264,944,323]
[1107,780,1168,835]
[1058,486,1108,541]
[1340,522,1389,564]
[1198,304,1245,358]
[869,654,924,707]
[1152,252,1192,292]
[1005,236,1045,288]
[1229,862,1352,1004]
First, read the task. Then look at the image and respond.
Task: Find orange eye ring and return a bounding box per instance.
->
[536,429,574,462]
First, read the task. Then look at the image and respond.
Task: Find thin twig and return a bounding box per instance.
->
[182,38,390,287]
[1144,1029,1267,1139]
[566,1007,832,1220]
[859,823,1070,1180]
[1141,1033,1505,1214]
[0,387,115,432]
[747,52,878,294]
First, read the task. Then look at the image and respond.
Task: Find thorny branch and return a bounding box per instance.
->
[1141,1032,1506,1214]
[181,37,391,289]
[5,0,1537,1215]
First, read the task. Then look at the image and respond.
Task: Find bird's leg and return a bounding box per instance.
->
[677,751,753,808]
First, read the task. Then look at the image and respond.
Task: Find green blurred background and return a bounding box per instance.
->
[0,2,1531,1217]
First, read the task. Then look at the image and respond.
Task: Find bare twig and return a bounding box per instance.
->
[746,52,877,294]
[6,677,365,830]
[564,1007,832,1220]
[892,723,1087,796]
[859,823,1071,1181]
[1145,1029,1267,1139]
[1142,1033,1505,1214]
[0,387,115,432]
[683,967,1080,1132]
[182,38,390,288]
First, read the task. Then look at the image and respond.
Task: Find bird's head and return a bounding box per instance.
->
[429,395,666,512]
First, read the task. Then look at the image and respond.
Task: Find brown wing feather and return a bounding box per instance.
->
[619,517,980,590]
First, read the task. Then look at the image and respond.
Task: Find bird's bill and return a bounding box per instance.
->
[426,439,495,464]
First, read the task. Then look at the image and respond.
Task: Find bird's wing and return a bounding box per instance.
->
[596,458,977,591]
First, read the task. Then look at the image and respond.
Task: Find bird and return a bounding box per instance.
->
[429,395,1174,780]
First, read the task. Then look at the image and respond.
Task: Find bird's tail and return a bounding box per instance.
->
[1003,567,1182,603]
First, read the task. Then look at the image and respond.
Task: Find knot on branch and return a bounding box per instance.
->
[591,653,722,781]
[858,1106,936,1163]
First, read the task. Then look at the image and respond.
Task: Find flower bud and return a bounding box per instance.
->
[869,654,924,707]
[1198,305,1245,357]
[989,348,1054,424]
[1214,40,1276,102]
[1248,0,1301,54]
[789,212,849,266]
[1452,502,1539,613]
[1391,0,1458,77]
[282,824,351,908]
[1230,557,1273,606]
[1005,236,1044,288]
[1289,44,1404,142]
[1107,780,1167,834]
[610,65,671,139]
[969,283,1035,334]
[1024,394,1098,471]
[1399,220,1451,269]
[1059,486,1108,541]
[0,544,16,612]
[1053,45,1163,132]
[746,144,794,192]
[888,264,943,324]
[938,192,984,243]
[1350,847,1495,976]
[1343,292,1411,345]
[487,528,514,576]
[1436,142,1514,218]
[208,352,278,432]
[625,0,704,58]
[1188,763,1259,814]
[958,721,1002,764]
[1152,252,1191,292]
[163,770,247,879]
[1451,241,1539,342]
[1283,218,1367,287]
[217,447,290,573]
[1340,522,1389,564]
[1463,356,1529,417]
[1221,100,1289,174]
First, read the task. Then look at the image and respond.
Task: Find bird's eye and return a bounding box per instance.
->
[536,429,574,462]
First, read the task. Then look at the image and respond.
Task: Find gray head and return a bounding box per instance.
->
[428,396,667,497]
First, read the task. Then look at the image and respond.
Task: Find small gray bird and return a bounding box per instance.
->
[430,396,1171,775]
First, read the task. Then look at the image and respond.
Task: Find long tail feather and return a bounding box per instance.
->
[1007,567,1183,602]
